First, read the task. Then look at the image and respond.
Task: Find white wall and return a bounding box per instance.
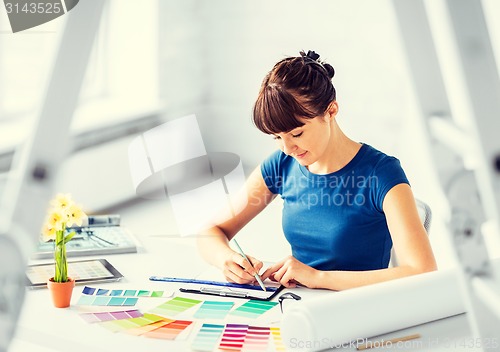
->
[198,0,411,169]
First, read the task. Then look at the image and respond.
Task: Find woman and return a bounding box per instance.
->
[198,50,436,290]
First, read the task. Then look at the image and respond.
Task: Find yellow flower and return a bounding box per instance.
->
[42,224,56,242]
[41,193,86,283]
[66,203,87,227]
[47,209,65,231]
[50,193,73,211]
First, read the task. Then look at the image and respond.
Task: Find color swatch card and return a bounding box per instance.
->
[124,317,175,336]
[191,323,277,352]
[270,327,286,352]
[218,324,249,351]
[193,301,234,320]
[191,323,225,351]
[82,286,172,298]
[149,296,202,317]
[99,313,165,333]
[239,325,271,351]
[142,319,193,340]
[229,300,278,319]
[79,309,143,323]
[76,295,138,306]
[96,312,194,340]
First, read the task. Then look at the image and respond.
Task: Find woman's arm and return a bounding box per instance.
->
[262,183,437,290]
[197,166,276,284]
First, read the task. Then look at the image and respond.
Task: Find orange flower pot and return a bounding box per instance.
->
[47,277,75,308]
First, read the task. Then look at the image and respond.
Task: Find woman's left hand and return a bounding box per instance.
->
[261,256,321,288]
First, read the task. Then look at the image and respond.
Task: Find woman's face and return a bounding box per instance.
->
[273,104,336,167]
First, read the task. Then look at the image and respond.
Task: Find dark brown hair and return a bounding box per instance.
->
[253,50,336,134]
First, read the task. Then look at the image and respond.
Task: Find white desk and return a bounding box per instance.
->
[11,243,204,352]
[8,198,481,352]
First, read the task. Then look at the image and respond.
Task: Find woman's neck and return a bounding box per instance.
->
[307,121,361,175]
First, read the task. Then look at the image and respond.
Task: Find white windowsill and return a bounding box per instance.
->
[0,99,164,155]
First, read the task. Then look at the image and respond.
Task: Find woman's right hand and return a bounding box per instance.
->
[221,250,263,285]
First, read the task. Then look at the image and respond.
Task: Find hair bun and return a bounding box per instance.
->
[322,62,335,79]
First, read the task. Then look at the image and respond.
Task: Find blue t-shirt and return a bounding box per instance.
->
[260,143,409,271]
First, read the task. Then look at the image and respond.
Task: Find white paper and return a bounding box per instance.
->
[280,269,466,352]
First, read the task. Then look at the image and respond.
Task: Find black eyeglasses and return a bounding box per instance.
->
[278,292,301,313]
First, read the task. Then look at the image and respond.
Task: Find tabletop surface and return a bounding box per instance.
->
[8,197,482,352]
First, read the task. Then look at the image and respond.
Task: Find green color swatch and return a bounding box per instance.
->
[230,300,278,318]
[149,296,202,317]
[194,301,234,320]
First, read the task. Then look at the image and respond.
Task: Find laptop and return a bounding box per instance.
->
[32,214,138,259]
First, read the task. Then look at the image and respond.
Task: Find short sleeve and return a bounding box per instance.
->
[372,156,410,212]
[260,150,284,195]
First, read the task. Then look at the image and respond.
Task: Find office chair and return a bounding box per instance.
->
[390,198,432,267]
[415,198,432,234]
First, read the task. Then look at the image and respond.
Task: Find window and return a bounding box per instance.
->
[0,0,160,156]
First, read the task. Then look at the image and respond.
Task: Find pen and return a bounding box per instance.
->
[232,239,266,292]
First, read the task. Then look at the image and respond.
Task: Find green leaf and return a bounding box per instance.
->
[63,231,76,244]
